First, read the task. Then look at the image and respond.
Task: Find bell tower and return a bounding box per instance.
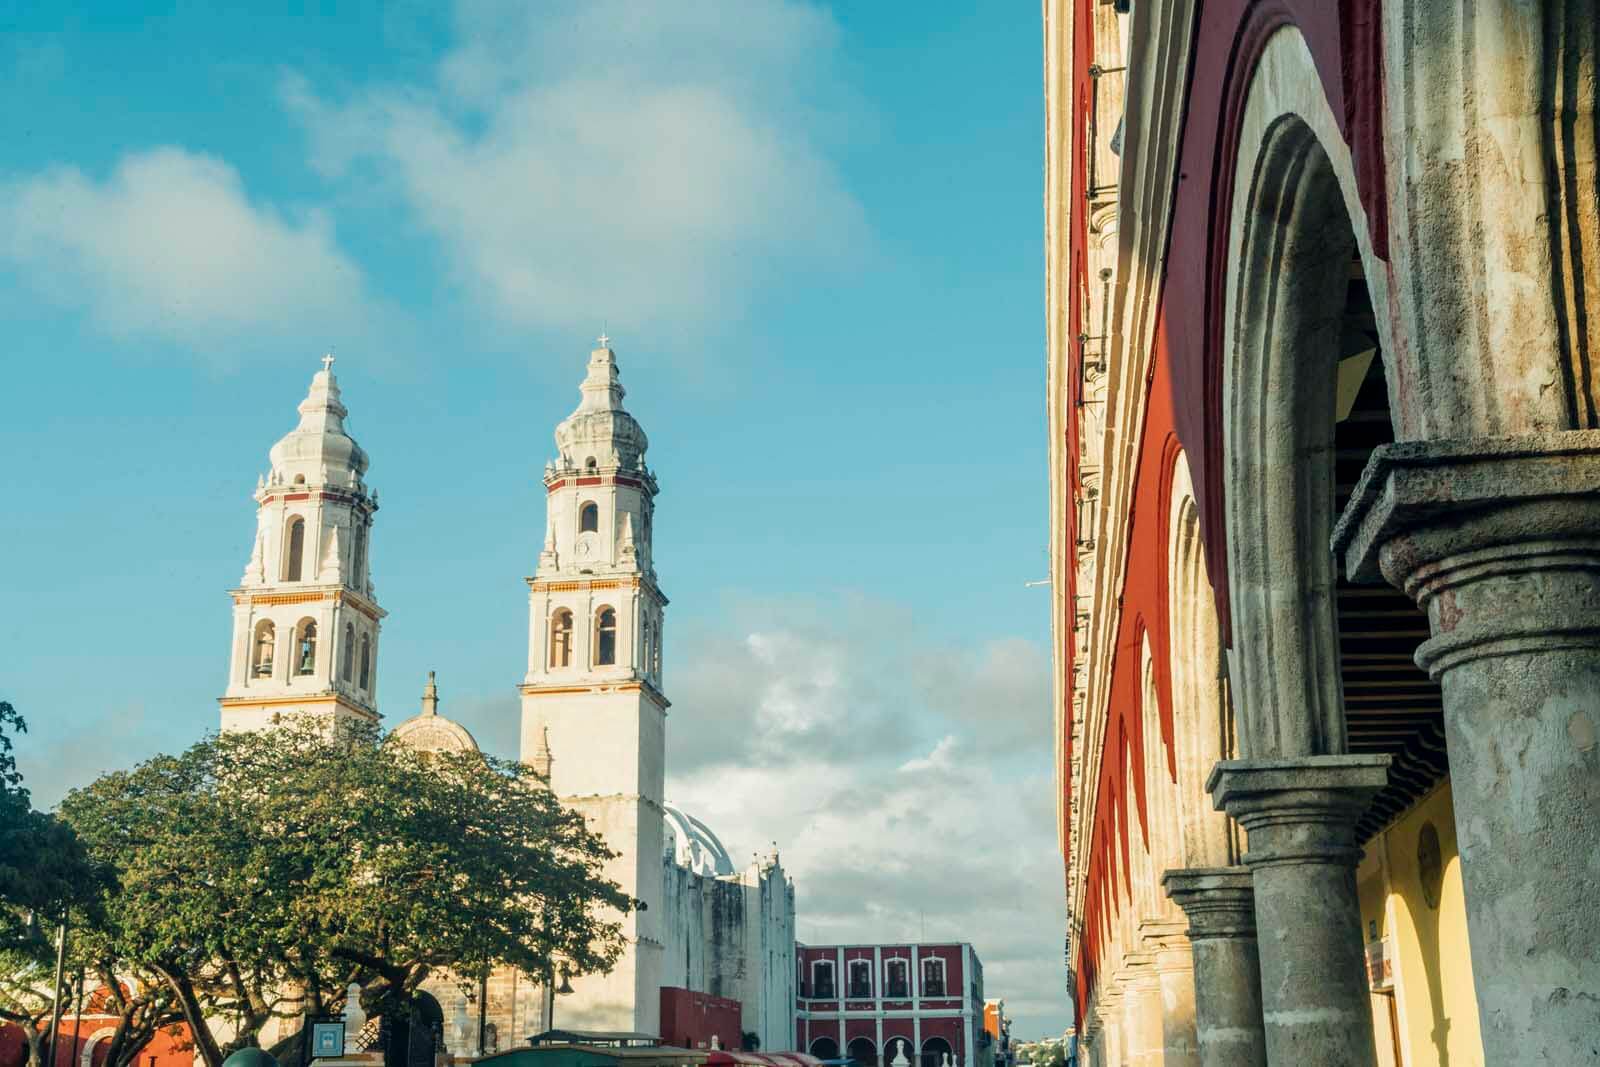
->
[520,338,668,1033]
[220,356,386,732]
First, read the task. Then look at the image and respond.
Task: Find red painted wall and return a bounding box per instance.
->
[660,987,743,1052]
[1066,0,1388,1017]
[0,1019,193,1067]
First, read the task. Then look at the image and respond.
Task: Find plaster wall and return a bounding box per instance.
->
[1356,783,1483,1066]
[551,792,665,1035]
[659,856,795,1050]
[520,685,666,801]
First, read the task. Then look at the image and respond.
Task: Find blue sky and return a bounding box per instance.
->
[1,1,1062,1037]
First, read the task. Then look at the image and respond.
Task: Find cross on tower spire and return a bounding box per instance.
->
[321,353,336,372]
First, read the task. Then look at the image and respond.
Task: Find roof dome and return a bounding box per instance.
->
[552,342,648,472]
[389,672,480,755]
[663,804,736,877]
[267,358,368,490]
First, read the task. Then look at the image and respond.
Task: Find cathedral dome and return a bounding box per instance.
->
[553,342,648,472]
[389,672,480,755]
[268,358,369,490]
[663,804,736,877]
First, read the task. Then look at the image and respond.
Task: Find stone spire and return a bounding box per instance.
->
[268,360,369,490]
[539,510,559,571]
[552,339,649,472]
[532,725,554,780]
[421,670,439,716]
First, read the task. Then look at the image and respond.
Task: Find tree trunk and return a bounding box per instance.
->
[22,1024,44,1067]
[151,966,223,1067]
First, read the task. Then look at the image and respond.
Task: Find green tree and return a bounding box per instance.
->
[61,720,630,1067]
[1015,1040,1065,1067]
[0,702,102,947]
[0,702,122,1067]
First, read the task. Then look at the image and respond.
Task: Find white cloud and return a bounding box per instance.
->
[283,0,868,347]
[662,593,1070,1038]
[0,147,397,364]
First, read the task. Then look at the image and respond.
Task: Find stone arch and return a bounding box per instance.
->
[1220,26,1403,759]
[846,1036,877,1067]
[1136,635,1180,916]
[1165,450,1235,867]
[79,1027,117,1067]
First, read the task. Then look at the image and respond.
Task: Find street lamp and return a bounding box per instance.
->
[544,967,574,1033]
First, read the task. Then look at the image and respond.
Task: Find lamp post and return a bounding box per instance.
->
[543,967,573,1034]
[43,922,67,1067]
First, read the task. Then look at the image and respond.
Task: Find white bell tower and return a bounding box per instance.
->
[220,356,386,732]
[520,338,668,1034]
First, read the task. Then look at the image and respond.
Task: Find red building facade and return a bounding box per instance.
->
[793,944,981,1067]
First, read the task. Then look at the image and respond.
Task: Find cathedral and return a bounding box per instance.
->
[221,344,796,1054]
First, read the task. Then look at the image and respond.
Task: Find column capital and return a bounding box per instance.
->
[1162,866,1256,941]
[1332,430,1600,675]
[1207,756,1389,868]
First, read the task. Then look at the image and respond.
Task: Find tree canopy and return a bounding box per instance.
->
[59,719,631,1067]
[0,701,115,1067]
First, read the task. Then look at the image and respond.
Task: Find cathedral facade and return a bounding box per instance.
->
[223,344,795,1055]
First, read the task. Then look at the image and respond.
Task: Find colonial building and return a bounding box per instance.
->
[794,943,983,1067]
[1046,3,1599,1066]
[224,346,796,1056]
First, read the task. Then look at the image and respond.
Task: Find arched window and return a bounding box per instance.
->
[285,518,306,581]
[341,623,355,681]
[550,610,574,668]
[295,620,318,675]
[252,620,276,678]
[579,502,599,534]
[594,607,617,666]
[652,616,663,675]
[359,633,371,690]
[920,1037,953,1067]
[920,957,945,997]
[845,1038,875,1067]
[641,617,652,676]
[351,523,366,586]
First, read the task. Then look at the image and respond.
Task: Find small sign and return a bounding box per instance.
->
[311,1021,346,1059]
[1364,938,1394,991]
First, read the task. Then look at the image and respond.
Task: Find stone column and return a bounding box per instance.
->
[1079,1009,1102,1067]
[1120,960,1163,1067]
[1334,433,1600,1062]
[1207,755,1388,1065]
[1162,867,1266,1067]
[1133,920,1200,1067]
[1096,985,1125,1067]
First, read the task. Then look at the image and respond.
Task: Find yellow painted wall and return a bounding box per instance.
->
[1357,781,1483,1066]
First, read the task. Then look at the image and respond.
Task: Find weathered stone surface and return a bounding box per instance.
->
[1335,433,1600,1062]
[1163,867,1266,1067]
[1209,757,1389,1067]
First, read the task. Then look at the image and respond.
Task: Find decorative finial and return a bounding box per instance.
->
[597,331,610,349]
[321,353,336,372]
